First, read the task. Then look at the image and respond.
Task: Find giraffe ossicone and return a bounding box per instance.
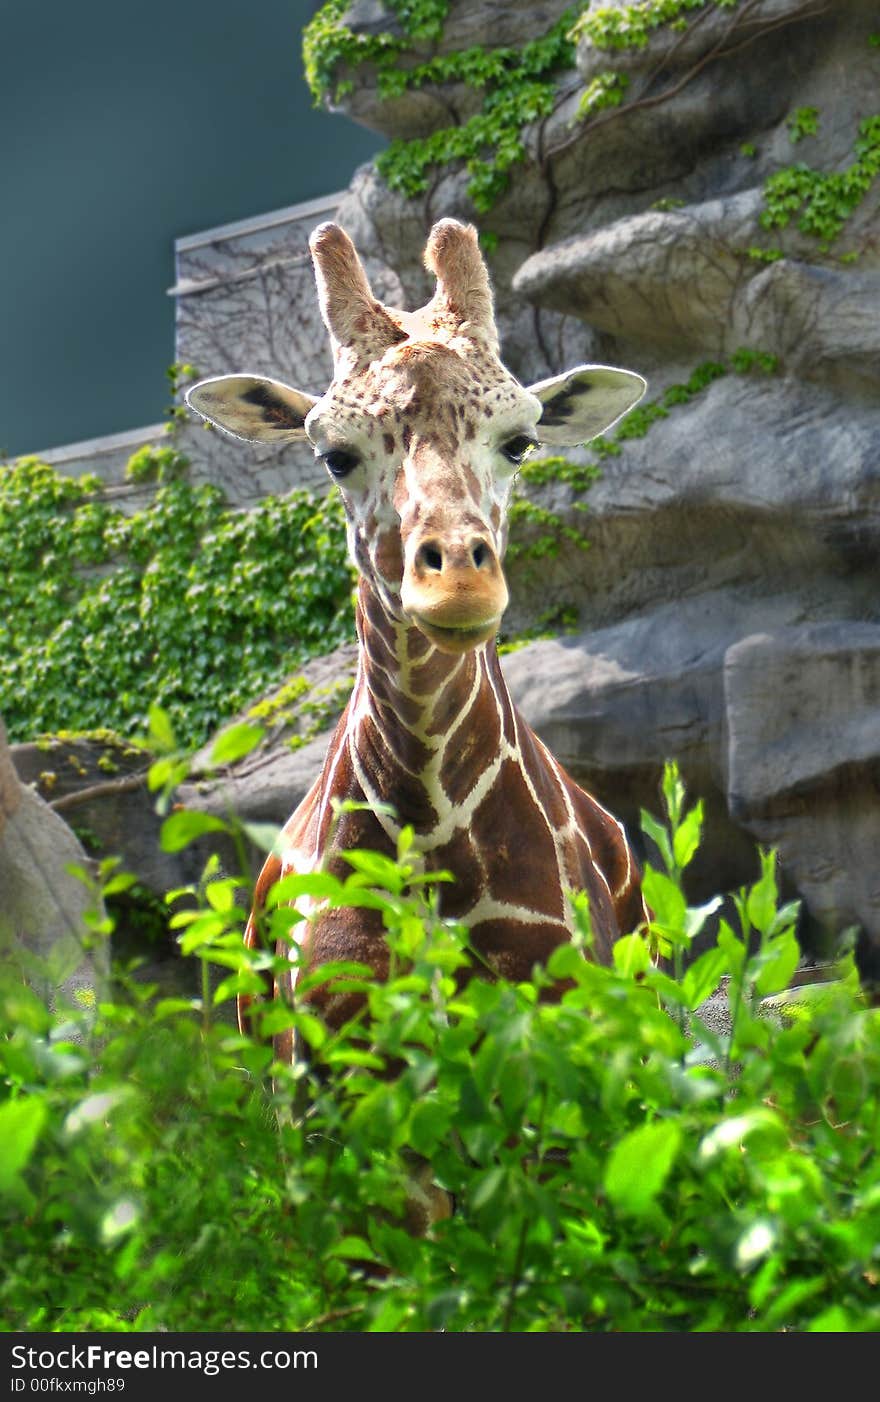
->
[187,218,650,1049]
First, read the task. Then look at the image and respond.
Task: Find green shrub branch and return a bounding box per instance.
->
[1,760,876,1331]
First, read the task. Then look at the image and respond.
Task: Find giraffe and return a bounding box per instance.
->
[186,218,650,1055]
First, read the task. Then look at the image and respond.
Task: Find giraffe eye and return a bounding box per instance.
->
[501,434,538,466]
[322,448,360,478]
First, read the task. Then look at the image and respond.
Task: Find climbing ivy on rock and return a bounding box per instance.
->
[302,0,822,214]
[755,112,880,255]
[508,347,777,563]
[499,349,778,649]
[0,453,354,748]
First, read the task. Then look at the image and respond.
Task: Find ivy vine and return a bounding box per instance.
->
[507,347,778,570]
[302,0,831,215]
[753,112,880,256]
[0,453,354,748]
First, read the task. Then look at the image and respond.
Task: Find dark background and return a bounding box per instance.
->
[0,0,383,458]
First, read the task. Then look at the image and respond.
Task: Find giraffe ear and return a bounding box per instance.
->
[528,365,647,447]
[186,375,317,444]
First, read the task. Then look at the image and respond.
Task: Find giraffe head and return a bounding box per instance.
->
[187,220,645,655]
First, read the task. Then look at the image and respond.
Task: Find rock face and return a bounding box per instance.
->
[36,1,877,972]
[297,0,878,968]
[725,626,880,970]
[0,718,108,1014]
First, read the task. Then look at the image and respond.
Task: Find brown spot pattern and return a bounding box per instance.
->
[429,827,485,918]
[357,714,437,833]
[442,685,502,806]
[470,759,564,920]
[468,918,571,985]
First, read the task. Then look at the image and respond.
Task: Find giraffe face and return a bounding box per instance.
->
[186,220,648,658]
[305,340,541,654]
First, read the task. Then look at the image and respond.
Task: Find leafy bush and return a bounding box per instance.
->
[2,757,877,1333]
[0,454,354,747]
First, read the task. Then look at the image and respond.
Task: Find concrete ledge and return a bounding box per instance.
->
[174,190,346,253]
[28,423,168,472]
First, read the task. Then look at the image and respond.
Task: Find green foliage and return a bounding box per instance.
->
[0,452,354,747]
[788,105,820,143]
[570,0,738,52]
[303,0,409,101]
[304,1,873,234]
[305,0,700,211]
[2,763,878,1332]
[756,112,880,253]
[374,16,580,211]
[504,351,775,637]
[573,69,630,123]
[124,444,189,483]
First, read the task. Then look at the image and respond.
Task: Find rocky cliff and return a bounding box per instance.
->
[301,0,879,971]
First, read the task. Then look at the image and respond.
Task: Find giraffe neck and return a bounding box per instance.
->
[346,578,515,850]
[295,578,645,999]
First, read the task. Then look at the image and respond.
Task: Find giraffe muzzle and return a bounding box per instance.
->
[402,534,509,654]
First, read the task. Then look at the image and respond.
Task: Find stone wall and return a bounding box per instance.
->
[0,717,108,1013]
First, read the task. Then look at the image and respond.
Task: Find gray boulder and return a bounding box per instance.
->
[0,717,109,1015]
[725,626,880,952]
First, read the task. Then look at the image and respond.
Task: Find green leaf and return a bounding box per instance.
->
[642,868,687,931]
[612,933,651,978]
[147,703,177,753]
[208,721,265,766]
[717,920,745,976]
[672,800,703,870]
[408,1100,454,1156]
[661,760,685,826]
[746,850,780,936]
[546,941,589,982]
[265,871,345,907]
[0,1099,46,1194]
[160,810,228,852]
[808,1305,856,1332]
[102,872,138,897]
[176,912,230,953]
[681,947,727,1009]
[604,1119,681,1216]
[326,1235,378,1262]
[470,1165,506,1210]
[640,809,673,873]
[698,1108,786,1162]
[752,929,801,997]
[341,849,409,891]
[212,971,266,1004]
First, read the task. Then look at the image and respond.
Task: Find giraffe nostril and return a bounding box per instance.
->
[418,542,444,573]
[471,540,489,570]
